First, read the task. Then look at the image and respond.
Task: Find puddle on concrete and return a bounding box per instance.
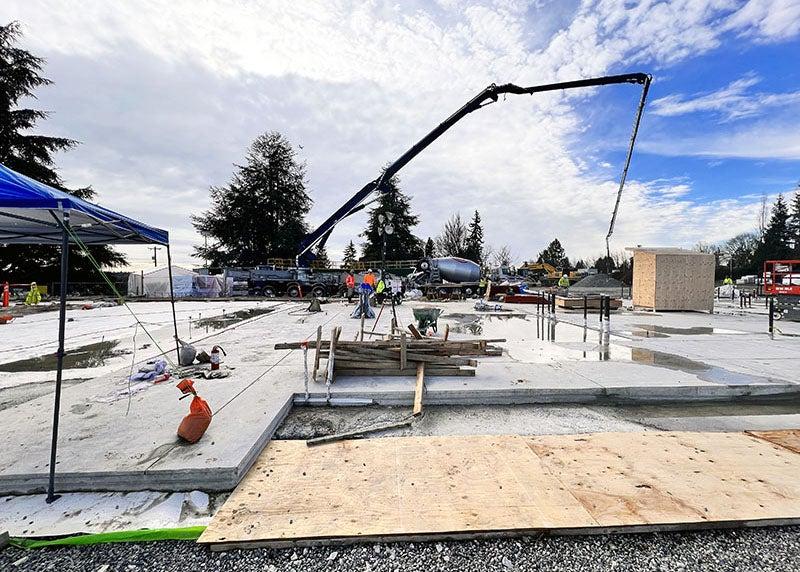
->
[629,324,747,337]
[629,348,770,385]
[194,307,274,331]
[0,340,128,372]
[443,312,776,384]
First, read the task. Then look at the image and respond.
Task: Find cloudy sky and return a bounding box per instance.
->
[3,0,800,269]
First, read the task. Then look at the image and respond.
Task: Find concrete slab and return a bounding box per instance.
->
[2,298,799,495]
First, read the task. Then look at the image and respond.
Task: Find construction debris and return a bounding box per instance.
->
[275,337,504,379]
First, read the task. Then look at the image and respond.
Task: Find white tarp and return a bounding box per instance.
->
[127,266,226,298]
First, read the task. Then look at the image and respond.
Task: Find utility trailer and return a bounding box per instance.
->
[763,260,800,321]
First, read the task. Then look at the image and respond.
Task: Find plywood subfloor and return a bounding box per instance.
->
[748,429,800,455]
[199,431,800,549]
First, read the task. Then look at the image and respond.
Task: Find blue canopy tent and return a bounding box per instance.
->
[0,163,180,502]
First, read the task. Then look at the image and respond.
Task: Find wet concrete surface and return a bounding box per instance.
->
[629,324,747,336]
[276,400,800,440]
[443,312,779,385]
[0,340,128,372]
[193,307,275,331]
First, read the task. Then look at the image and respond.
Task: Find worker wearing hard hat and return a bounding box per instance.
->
[363,269,376,291]
[558,274,570,288]
[25,282,42,305]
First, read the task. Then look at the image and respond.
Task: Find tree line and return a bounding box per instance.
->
[3,19,798,281]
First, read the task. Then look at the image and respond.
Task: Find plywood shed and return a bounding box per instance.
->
[628,247,715,312]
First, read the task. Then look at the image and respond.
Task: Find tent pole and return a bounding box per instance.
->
[166,244,180,364]
[46,212,70,504]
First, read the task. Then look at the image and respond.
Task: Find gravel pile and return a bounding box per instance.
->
[570,273,623,289]
[4,526,800,572]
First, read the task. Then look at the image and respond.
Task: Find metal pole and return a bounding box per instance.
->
[47,212,70,504]
[768,297,774,335]
[583,295,588,323]
[166,245,180,364]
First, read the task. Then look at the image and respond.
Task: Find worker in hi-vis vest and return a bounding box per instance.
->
[558,274,570,288]
[723,276,733,285]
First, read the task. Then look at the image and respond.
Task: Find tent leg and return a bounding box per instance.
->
[46,215,70,504]
[166,244,180,364]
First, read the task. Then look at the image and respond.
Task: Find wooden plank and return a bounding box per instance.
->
[443,323,450,341]
[407,323,423,339]
[400,332,407,370]
[312,325,322,381]
[200,431,800,549]
[413,363,425,416]
[747,429,800,455]
[306,418,413,446]
[335,367,475,377]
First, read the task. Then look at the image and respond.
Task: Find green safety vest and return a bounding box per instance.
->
[376,280,386,294]
[558,276,569,287]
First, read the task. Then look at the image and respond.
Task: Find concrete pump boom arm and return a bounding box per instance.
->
[297,72,652,265]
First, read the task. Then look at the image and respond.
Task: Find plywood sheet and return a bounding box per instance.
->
[199,435,598,546]
[528,431,800,526]
[200,431,800,548]
[747,429,800,455]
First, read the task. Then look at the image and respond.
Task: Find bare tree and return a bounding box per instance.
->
[491,245,514,267]
[758,194,769,240]
[435,213,468,257]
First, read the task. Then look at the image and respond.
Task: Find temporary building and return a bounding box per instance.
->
[628,247,715,312]
[128,266,228,297]
[0,163,179,503]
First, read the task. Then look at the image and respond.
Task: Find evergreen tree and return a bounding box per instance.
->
[754,194,792,263]
[193,131,311,266]
[424,237,435,257]
[360,173,422,261]
[435,214,468,258]
[789,187,800,254]
[464,210,484,264]
[342,240,357,269]
[537,238,569,269]
[0,22,125,282]
[594,255,615,274]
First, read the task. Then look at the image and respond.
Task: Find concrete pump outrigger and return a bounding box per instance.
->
[297,72,652,266]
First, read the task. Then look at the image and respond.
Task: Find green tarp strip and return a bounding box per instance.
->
[9,526,206,549]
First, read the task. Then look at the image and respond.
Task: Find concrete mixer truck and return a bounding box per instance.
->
[408,257,482,298]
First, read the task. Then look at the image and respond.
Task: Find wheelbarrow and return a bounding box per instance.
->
[413,307,443,333]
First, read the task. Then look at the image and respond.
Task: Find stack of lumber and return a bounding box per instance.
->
[275,337,503,378]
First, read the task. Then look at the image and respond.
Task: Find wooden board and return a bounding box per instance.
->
[199,431,800,549]
[747,429,800,455]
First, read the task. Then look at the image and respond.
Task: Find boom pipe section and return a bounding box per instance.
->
[298,72,651,264]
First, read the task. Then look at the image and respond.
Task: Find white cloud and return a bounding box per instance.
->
[641,120,800,160]
[724,0,800,42]
[2,0,799,269]
[651,73,800,120]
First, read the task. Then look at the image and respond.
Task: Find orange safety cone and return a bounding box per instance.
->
[175,379,212,444]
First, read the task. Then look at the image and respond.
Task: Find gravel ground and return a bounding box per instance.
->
[4,527,800,572]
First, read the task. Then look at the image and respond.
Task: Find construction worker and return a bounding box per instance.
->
[345,271,356,303]
[723,276,733,285]
[375,273,387,304]
[478,275,487,296]
[363,269,376,291]
[558,274,570,288]
[25,281,42,305]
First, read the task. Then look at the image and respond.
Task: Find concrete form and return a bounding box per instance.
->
[1,296,799,495]
[630,247,716,312]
